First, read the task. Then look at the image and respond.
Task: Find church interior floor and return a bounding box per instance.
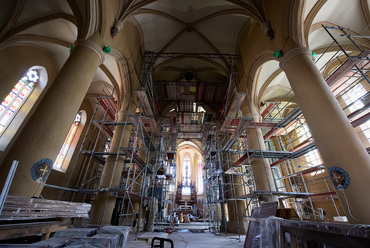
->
[127,223,245,248]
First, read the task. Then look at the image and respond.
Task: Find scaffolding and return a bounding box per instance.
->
[53,85,158,229]
[263,24,370,220]
[41,24,369,237]
[43,55,176,233]
[201,24,370,236]
[202,123,225,233]
[202,74,257,235]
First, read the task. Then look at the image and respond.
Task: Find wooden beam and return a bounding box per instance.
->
[351,112,370,127]
[0,218,70,241]
[98,98,116,120]
[326,51,370,89]
[261,103,275,117]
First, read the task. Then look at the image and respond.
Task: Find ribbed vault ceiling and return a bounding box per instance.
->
[1,0,369,120]
[131,0,252,115]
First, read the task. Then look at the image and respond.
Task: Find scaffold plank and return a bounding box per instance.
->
[269,142,317,167]
[98,97,117,120]
[231,152,249,167]
[222,139,236,152]
[81,151,127,156]
[91,121,114,137]
[248,150,293,158]
[224,167,241,174]
[326,51,370,90]
[121,148,153,173]
[92,121,133,126]
[275,106,302,128]
[235,190,313,200]
[351,112,370,127]
[279,191,336,201]
[280,165,325,179]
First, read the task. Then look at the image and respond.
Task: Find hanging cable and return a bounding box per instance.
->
[337,185,359,221]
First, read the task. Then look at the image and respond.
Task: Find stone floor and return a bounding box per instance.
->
[126,223,245,248]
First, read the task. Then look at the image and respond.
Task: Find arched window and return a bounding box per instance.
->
[182,156,190,186]
[0,66,47,151]
[0,69,39,135]
[182,156,191,195]
[54,112,84,172]
[198,157,203,194]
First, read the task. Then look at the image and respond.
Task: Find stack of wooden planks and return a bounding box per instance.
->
[0,195,91,220]
[0,195,91,241]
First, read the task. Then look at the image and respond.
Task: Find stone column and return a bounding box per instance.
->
[90,107,135,225]
[246,113,277,201]
[280,47,370,224]
[0,39,104,197]
[225,156,247,233]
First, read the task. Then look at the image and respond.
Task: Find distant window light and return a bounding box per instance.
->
[305,149,322,166]
[169,184,174,192]
[342,84,370,141]
[54,113,82,171]
[297,123,311,142]
[191,113,198,123]
[297,124,323,174]
[103,139,111,158]
[342,84,366,112]
[182,156,191,195]
[182,156,190,186]
[182,186,191,195]
[359,120,370,139]
[198,157,203,194]
[306,149,324,175]
[197,106,206,112]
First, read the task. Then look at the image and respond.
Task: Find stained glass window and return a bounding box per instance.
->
[0,69,39,135]
[182,156,190,186]
[54,113,81,171]
[182,156,191,195]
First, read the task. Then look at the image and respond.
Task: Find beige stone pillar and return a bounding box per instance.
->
[90,107,134,225]
[246,113,277,201]
[280,47,370,224]
[224,149,247,233]
[0,40,104,197]
[226,177,247,232]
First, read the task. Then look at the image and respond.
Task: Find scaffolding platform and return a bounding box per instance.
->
[92,121,133,126]
[245,150,293,159]
[121,148,152,172]
[235,190,313,200]
[281,165,325,179]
